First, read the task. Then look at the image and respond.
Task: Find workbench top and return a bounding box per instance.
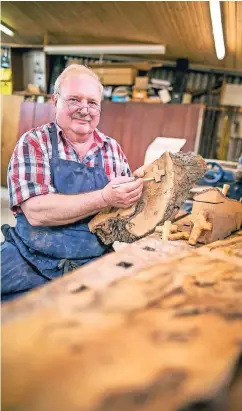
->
[2,231,242,411]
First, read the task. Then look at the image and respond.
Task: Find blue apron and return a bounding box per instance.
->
[1,124,111,301]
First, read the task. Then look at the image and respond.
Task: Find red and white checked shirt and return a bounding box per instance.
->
[8,122,131,213]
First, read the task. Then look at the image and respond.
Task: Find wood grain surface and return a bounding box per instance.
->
[2,231,242,411]
[1,2,241,69]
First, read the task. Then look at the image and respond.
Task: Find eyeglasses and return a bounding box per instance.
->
[58,95,101,116]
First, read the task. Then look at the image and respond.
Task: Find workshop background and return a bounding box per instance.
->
[1,0,242,229]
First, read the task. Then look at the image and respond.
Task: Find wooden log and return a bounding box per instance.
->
[202,230,242,258]
[190,188,242,244]
[2,233,242,411]
[89,152,206,244]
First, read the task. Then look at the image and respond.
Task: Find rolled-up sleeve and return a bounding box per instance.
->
[8,132,55,212]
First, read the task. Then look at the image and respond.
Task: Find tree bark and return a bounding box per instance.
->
[89,152,206,244]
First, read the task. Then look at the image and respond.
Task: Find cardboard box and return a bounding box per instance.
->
[0,68,12,81]
[182,93,192,104]
[92,67,136,85]
[132,88,147,101]
[220,83,242,107]
[158,89,171,104]
[135,76,149,89]
[144,97,161,103]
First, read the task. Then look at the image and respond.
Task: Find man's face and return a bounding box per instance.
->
[53,74,102,137]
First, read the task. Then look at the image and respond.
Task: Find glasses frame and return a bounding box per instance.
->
[57,93,101,116]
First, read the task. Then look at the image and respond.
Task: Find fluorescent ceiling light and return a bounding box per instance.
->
[0,22,14,37]
[209,0,225,60]
[44,44,166,56]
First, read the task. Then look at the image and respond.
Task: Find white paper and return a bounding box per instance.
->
[144,137,187,165]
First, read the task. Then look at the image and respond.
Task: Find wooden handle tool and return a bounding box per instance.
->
[112,168,165,189]
[112,177,155,189]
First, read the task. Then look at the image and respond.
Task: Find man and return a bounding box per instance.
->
[1,64,144,301]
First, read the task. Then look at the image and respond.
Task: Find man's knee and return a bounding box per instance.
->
[1,241,46,298]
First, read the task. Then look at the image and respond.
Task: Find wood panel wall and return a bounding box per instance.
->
[1,98,204,186]
[99,102,204,170]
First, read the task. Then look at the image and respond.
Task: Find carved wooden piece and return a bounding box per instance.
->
[191,188,242,244]
[188,210,213,245]
[2,233,242,411]
[169,231,190,240]
[89,152,206,244]
[170,189,242,245]
[222,183,230,196]
[155,224,178,234]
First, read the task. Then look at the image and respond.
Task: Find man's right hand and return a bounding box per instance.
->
[101,176,143,208]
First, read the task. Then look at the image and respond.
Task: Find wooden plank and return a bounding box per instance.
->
[33,101,55,128]
[18,101,35,137]
[1,95,24,186]
[2,231,242,323]
[1,234,192,324]
[2,232,242,411]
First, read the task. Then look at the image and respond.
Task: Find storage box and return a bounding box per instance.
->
[144,97,161,103]
[1,81,12,95]
[92,67,136,85]
[112,95,130,102]
[182,93,192,104]
[23,50,46,92]
[0,68,12,81]
[158,89,171,104]
[134,76,149,89]
[132,88,147,101]
[220,83,242,107]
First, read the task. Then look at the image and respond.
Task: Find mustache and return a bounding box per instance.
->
[72,113,91,121]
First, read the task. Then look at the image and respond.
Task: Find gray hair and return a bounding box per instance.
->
[54,64,103,96]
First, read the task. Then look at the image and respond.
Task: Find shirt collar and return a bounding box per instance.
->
[55,122,108,147]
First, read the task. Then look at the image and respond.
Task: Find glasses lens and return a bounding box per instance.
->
[69,102,99,115]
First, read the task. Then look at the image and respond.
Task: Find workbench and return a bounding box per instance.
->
[2,230,242,411]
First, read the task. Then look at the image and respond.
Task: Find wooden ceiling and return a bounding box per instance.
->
[1,1,242,70]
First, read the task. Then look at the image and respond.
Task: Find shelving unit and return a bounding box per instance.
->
[1,44,242,163]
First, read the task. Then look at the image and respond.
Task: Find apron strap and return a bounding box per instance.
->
[97,148,103,167]
[48,123,59,159]
[1,224,11,241]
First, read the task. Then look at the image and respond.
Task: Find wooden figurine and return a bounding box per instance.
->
[89,152,206,244]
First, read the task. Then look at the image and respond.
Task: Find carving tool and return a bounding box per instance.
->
[112,168,165,189]
[112,177,155,189]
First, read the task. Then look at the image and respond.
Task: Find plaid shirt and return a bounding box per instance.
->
[8,122,131,213]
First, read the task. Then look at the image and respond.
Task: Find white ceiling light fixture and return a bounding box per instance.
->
[0,22,15,37]
[44,44,166,56]
[209,0,225,60]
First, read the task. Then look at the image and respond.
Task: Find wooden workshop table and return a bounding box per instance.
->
[2,230,242,411]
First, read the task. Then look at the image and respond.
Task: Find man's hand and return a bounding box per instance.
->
[133,165,146,178]
[102,176,143,208]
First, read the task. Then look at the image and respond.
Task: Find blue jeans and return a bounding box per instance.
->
[1,241,50,302]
